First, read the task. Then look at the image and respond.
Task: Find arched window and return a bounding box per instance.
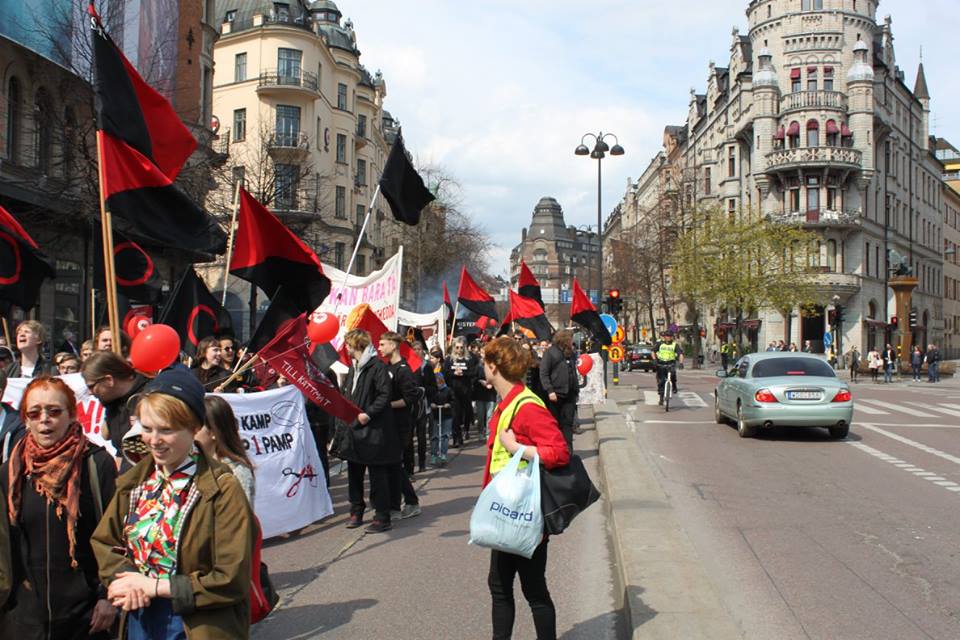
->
[787,121,800,149]
[806,119,819,148]
[867,300,877,319]
[33,88,52,173]
[6,77,21,162]
[825,119,839,146]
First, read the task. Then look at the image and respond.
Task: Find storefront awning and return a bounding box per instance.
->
[825,120,840,134]
[790,68,801,79]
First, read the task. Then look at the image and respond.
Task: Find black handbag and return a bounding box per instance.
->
[539,455,600,535]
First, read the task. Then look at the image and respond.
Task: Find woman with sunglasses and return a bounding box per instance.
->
[91,366,254,639]
[0,376,118,639]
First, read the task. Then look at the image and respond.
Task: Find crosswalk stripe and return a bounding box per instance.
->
[854,403,889,415]
[643,391,659,406]
[858,399,936,417]
[906,402,960,418]
[678,392,707,408]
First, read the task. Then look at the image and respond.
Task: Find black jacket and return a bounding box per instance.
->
[0,405,24,465]
[5,354,53,379]
[1,444,116,636]
[474,361,497,402]
[443,354,476,390]
[335,350,399,465]
[539,345,577,399]
[102,375,149,455]
[387,360,419,437]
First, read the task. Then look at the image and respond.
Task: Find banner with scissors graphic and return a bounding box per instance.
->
[215,386,334,538]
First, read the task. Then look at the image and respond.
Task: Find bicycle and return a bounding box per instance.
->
[657,361,678,412]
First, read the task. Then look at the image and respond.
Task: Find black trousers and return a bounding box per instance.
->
[451,384,472,443]
[402,418,428,473]
[347,461,392,522]
[389,462,419,510]
[547,398,577,453]
[488,539,555,640]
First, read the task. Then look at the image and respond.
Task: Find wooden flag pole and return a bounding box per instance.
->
[90,288,97,342]
[1,318,10,348]
[449,300,459,342]
[334,183,381,316]
[95,131,122,355]
[221,181,242,306]
[215,354,260,392]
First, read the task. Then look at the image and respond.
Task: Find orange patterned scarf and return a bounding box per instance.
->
[7,422,88,567]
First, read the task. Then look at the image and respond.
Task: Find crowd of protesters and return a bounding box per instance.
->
[0,318,580,639]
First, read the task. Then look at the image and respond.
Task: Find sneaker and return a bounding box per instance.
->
[438,456,447,468]
[366,520,392,533]
[390,510,402,521]
[658,397,664,406]
[401,504,422,519]
[346,515,363,529]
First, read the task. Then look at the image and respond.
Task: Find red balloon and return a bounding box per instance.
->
[307,312,339,344]
[130,324,181,374]
[577,354,594,376]
[125,314,153,339]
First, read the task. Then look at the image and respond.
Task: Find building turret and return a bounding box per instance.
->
[847,40,875,182]
[915,61,931,150]
[752,48,779,213]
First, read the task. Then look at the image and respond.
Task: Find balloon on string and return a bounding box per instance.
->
[129,324,181,374]
[125,314,153,339]
[307,312,339,344]
[576,354,593,376]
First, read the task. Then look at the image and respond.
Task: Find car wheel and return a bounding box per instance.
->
[829,424,850,439]
[714,396,726,424]
[737,404,755,438]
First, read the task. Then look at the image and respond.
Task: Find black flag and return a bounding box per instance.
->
[379,131,435,225]
[158,268,233,356]
[94,228,162,303]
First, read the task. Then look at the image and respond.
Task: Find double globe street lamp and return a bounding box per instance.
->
[574,132,624,301]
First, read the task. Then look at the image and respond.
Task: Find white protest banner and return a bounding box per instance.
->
[398,304,447,350]
[216,386,333,538]
[318,247,403,349]
[576,354,605,406]
[4,373,115,456]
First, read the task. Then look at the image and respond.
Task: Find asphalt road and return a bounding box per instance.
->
[251,418,625,639]
[615,365,960,640]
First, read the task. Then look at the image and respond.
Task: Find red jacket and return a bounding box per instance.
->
[483,383,570,487]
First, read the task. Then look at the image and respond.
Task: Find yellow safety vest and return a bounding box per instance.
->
[657,342,679,362]
[489,387,545,476]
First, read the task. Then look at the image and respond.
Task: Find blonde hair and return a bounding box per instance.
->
[17,319,45,343]
[136,393,202,432]
[344,329,371,352]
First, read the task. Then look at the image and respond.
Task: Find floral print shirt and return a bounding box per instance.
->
[124,453,199,578]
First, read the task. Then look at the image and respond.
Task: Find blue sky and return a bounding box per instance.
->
[343,0,958,277]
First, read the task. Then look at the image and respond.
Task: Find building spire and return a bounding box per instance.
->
[914,61,930,100]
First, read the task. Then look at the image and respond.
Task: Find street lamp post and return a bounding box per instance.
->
[575,132,624,384]
[832,294,844,368]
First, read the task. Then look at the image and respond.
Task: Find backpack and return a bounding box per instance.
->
[250,516,279,623]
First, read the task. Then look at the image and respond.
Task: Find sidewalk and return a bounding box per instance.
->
[252,418,624,639]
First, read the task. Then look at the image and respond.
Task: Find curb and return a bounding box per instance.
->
[591,396,742,639]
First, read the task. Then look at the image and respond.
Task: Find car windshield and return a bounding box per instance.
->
[751,358,836,378]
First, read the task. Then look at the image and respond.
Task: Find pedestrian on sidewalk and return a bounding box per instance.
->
[882,344,895,383]
[911,346,923,382]
[334,329,398,533]
[539,330,579,452]
[428,348,453,467]
[444,338,476,446]
[847,346,861,383]
[410,341,437,473]
[481,336,570,640]
[474,353,497,440]
[379,332,422,521]
[926,343,940,383]
[867,347,881,383]
[91,367,255,639]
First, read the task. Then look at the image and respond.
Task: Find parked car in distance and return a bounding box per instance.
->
[714,352,853,439]
[628,344,655,372]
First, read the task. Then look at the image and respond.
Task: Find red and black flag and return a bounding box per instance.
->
[443,280,454,321]
[0,205,55,311]
[99,132,227,256]
[379,131,435,225]
[247,286,301,354]
[570,278,611,346]
[518,260,544,310]
[230,189,330,312]
[457,266,498,322]
[94,228,162,303]
[90,3,195,180]
[509,290,553,341]
[496,311,513,337]
[158,268,233,355]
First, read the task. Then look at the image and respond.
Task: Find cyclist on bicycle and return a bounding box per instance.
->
[653,330,683,405]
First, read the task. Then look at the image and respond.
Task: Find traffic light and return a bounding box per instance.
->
[909,308,918,328]
[890,315,898,328]
[607,289,623,316]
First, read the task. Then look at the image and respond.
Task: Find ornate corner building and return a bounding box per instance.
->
[612,0,945,354]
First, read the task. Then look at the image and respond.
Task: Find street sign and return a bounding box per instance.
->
[612,327,624,344]
[656,318,665,326]
[641,327,648,339]
[600,313,618,337]
[608,345,625,363]
[823,331,833,347]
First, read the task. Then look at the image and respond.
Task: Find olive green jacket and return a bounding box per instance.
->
[91,452,254,639]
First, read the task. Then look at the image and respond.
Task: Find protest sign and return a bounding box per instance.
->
[216,386,334,538]
[398,305,447,350]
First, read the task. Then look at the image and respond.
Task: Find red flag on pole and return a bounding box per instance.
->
[508,290,553,340]
[338,306,423,370]
[456,266,498,321]
[570,278,611,346]
[518,260,544,310]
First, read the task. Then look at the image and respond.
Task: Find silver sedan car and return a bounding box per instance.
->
[714,352,853,439]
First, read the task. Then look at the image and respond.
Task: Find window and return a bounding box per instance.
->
[823,67,834,91]
[727,199,736,217]
[357,114,367,138]
[806,67,817,92]
[727,147,736,178]
[225,9,237,21]
[335,185,346,218]
[336,133,347,163]
[356,158,366,185]
[703,167,711,194]
[827,240,837,272]
[356,204,365,226]
[806,119,819,148]
[6,78,20,162]
[275,105,300,146]
[63,106,76,177]
[233,108,246,142]
[791,72,801,94]
[827,187,838,210]
[335,242,345,269]
[356,254,366,276]
[277,48,302,81]
[865,242,871,276]
[231,165,245,189]
[274,163,298,210]
[753,357,835,378]
[337,83,348,110]
[807,186,819,212]
[788,121,800,149]
[234,53,247,82]
[825,120,838,146]
[34,89,52,173]
[789,188,801,212]
[316,117,322,150]
[273,2,290,20]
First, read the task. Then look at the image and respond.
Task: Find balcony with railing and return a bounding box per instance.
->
[267,131,310,161]
[780,91,847,114]
[770,208,862,229]
[765,146,862,175]
[257,69,319,95]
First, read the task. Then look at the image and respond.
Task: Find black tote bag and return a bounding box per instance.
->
[540,455,600,535]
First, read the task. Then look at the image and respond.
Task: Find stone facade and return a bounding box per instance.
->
[510,197,600,328]
[939,138,960,359]
[612,0,945,356]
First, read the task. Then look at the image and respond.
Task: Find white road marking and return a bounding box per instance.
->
[853,403,890,415]
[643,420,715,424]
[678,392,707,408]
[860,423,960,467]
[848,441,960,496]
[643,391,660,406]
[913,403,960,418]
[865,423,960,428]
[857,399,936,417]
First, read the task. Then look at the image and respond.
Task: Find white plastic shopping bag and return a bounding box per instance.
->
[469,446,543,559]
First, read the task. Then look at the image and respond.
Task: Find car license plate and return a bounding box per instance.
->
[787,391,820,400]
